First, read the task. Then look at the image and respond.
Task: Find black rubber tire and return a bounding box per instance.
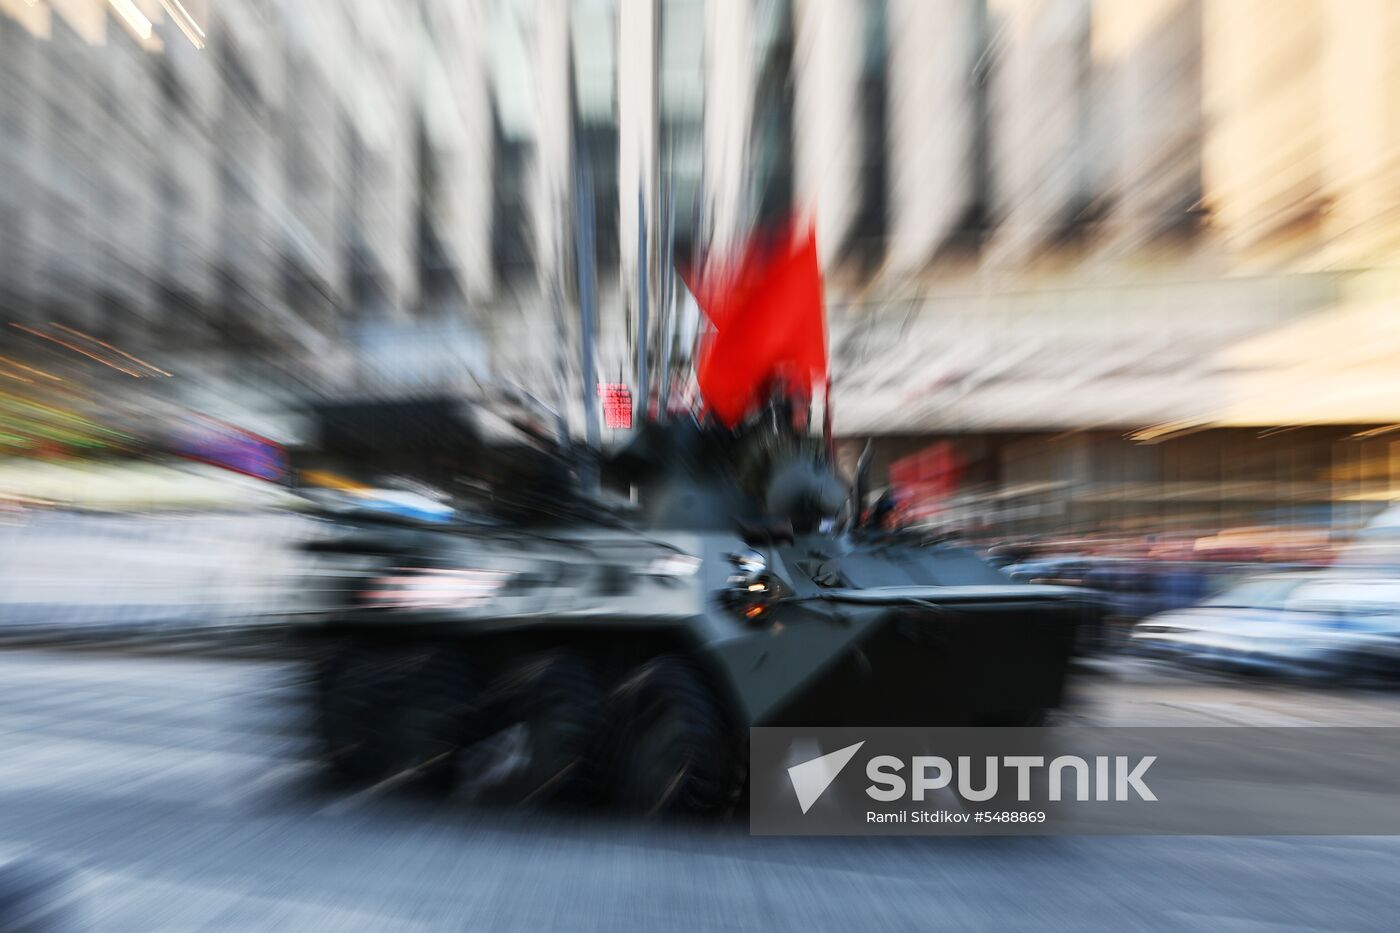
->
[474,652,607,807]
[611,655,744,816]
[313,641,479,791]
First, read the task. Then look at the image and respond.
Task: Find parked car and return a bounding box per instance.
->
[1131,574,1400,680]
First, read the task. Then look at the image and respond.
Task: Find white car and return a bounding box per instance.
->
[1131,574,1400,679]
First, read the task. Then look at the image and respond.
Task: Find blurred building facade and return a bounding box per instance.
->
[814,0,1400,532]
[4,0,1400,531]
[0,0,494,425]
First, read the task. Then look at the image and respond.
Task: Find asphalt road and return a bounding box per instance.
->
[2,650,1400,931]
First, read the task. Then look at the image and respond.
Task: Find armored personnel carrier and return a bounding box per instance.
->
[293,391,1091,814]
[291,209,1091,813]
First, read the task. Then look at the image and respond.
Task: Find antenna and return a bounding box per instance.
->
[655,153,677,418]
[635,186,649,415]
[573,149,601,488]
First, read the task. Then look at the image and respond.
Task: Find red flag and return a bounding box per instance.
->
[688,224,827,427]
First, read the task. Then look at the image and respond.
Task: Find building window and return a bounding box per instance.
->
[660,0,705,264]
[845,0,889,269]
[490,0,538,284]
[571,0,620,269]
[751,0,795,229]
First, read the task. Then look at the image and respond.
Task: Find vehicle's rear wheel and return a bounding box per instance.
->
[470,652,606,807]
[313,641,479,791]
[611,655,743,816]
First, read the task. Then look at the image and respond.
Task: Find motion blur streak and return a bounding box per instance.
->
[9,324,144,378]
[107,0,152,41]
[50,324,173,378]
[3,0,1400,930]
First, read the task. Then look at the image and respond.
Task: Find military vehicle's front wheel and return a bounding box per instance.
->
[612,656,743,816]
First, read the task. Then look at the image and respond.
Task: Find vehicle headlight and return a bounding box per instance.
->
[723,548,781,624]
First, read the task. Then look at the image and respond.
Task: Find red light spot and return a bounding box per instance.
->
[597,383,633,430]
